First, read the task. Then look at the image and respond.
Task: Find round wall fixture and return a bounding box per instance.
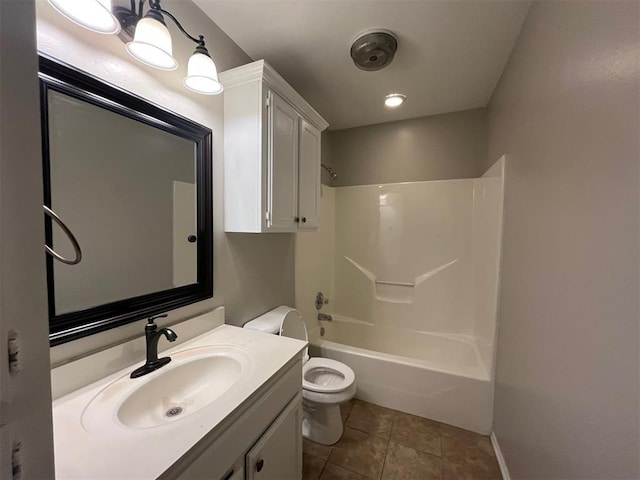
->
[350,29,398,71]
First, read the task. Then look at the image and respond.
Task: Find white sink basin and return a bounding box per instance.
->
[82,345,253,431]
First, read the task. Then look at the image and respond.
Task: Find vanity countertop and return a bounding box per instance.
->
[52,324,306,479]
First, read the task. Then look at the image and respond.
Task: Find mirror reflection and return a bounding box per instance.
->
[47,90,198,315]
[48,92,197,314]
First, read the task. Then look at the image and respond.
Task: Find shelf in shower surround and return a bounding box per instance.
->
[375,280,415,287]
[375,282,414,303]
[344,256,459,304]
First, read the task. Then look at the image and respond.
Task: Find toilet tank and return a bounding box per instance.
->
[244,306,308,342]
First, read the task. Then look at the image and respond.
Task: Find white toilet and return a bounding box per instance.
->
[244,306,356,445]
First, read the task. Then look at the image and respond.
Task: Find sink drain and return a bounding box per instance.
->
[165,406,184,417]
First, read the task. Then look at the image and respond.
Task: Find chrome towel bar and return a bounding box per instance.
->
[44,205,82,265]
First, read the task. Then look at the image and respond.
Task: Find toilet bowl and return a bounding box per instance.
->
[243,306,356,445]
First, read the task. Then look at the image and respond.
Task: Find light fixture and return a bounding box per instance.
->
[47,0,120,35]
[183,44,224,95]
[126,8,177,70]
[48,0,223,95]
[384,93,406,108]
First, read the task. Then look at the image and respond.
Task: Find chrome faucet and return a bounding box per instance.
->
[318,313,333,322]
[130,314,178,379]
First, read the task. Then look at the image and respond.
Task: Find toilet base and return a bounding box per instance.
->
[302,401,344,445]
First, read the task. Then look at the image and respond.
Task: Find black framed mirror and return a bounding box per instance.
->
[39,55,213,346]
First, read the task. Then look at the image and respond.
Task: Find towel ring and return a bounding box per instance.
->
[44,205,82,265]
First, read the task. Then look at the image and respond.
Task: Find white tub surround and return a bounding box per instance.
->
[52,323,307,479]
[297,158,505,434]
[295,185,335,337]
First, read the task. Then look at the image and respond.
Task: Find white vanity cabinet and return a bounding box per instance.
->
[245,393,302,480]
[165,358,303,480]
[220,60,328,233]
[51,323,307,480]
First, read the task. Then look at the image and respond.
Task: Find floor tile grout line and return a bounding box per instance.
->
[324,460,376,480]
[437,419,443,458]
[437,422,444,480]
[316,457,328,480]
[378,410,399,480]
[302,451,328,480]
[345,423,392,441]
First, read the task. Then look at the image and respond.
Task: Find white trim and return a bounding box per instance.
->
[220,60,329,131]
[491,432,511,480]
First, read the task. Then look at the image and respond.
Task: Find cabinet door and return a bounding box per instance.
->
[267,91,299,231]
[246,394,302,480]
[297,119,321,230]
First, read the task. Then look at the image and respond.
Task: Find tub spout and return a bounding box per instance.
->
[318,313,333,322]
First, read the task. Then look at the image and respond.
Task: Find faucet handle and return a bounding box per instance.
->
[315,292,330,310]
[148,313,168,324]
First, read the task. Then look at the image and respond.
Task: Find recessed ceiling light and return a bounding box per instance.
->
[384,93,406,108]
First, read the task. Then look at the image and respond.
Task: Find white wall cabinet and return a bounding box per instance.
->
[221,60,328,233]
[297,119,321,229]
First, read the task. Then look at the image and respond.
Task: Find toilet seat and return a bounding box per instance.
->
[303,357,355,393]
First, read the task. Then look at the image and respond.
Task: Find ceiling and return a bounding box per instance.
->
[194,0,532,131]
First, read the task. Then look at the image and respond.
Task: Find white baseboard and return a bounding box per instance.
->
[491,432,511,480]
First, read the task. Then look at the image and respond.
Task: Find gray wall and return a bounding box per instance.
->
[326,108,487,186]
[487,1,639,478]
[38,0,295,365]
[320,132,333,185]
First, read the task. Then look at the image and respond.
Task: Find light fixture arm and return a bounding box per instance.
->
[149,0,208,50]
[114,0,208,51]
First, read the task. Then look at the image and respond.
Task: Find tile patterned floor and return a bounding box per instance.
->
[303,400,502,480]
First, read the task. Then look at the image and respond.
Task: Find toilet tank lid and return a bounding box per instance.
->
[243,306,302,335]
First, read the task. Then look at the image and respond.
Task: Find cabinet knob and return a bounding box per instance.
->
[294,217,300,223]
[187,235,197,243]
[301,217,307,223]
[256,458,264,472]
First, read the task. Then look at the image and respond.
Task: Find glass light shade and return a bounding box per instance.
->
[384,93,406,108]
[183,52,224,95]
[47,0,120,34]
[126,17,178,70]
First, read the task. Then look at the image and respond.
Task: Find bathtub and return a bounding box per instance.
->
[309,315,494,434]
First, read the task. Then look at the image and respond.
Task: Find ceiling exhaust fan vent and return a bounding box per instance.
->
[350,29,398,72]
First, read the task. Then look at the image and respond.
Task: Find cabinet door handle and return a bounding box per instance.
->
[301,217,307,223]
[256,458,264,472]
[294,217,300,223]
